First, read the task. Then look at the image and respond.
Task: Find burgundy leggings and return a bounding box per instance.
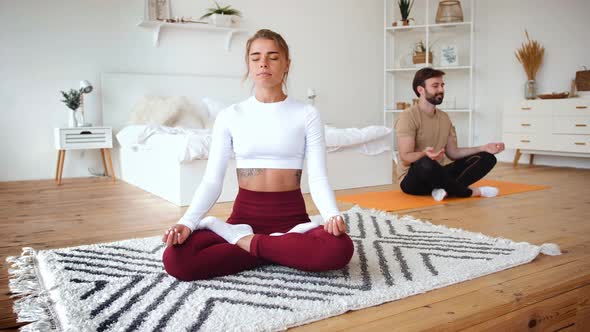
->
[162,188,354,281]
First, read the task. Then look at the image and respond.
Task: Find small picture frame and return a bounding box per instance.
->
[145,0,170,21]
[440,45,459,66]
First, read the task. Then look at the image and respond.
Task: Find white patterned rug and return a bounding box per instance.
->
[7,206,560,332]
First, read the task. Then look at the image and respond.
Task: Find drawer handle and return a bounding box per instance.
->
[80,131,92,135]
[520,123,531,127]
[576,106,588,109]
[575,142,586,146]
[575,124,587,127]
[520,140,531,143]
[521,107,532,110]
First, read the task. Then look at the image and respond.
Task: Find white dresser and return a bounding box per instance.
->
[503,98,590,166]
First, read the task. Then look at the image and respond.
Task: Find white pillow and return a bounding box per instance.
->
[129,96,177,126]
[129,96,208,129]
[173,100,207,129]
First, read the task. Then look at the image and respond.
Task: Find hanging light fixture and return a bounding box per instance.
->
[435,0,464,24]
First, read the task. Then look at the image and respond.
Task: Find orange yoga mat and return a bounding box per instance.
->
[336,179,548,212]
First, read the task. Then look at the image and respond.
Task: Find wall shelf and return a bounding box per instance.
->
[386,65,471,72]
[385,108,471,113]
[137,21,246,50]
[429,21,472,31]
[385,22,471,33]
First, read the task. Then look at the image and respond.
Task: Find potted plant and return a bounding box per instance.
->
[60,89,82,127]
[200,1,242,28]
[412,41,433,65]
[395,0,414,26]
[515,30,544,99]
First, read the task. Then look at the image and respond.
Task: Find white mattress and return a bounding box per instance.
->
[116,124,392,163]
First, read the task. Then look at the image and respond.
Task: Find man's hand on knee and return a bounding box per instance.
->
[481,142,505,154]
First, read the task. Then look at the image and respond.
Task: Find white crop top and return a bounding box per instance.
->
[178,96,341,231]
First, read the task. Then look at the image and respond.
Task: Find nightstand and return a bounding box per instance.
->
[54,127,115,185]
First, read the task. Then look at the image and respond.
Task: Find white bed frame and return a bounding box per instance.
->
[102,72,392,206]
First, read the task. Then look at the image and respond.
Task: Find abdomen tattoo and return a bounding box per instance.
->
[237,168,265,178]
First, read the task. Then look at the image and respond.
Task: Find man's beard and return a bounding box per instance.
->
[425,91,444,105]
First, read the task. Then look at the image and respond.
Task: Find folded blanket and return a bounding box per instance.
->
[325,125,392,155]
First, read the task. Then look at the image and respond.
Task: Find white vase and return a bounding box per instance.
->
[75,111,86,127]
[210,14,233,28]
[68,109,78,127]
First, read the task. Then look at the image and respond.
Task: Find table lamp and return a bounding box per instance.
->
[79,80,93,127]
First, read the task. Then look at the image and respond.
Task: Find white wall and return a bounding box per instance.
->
[474,0,590,168]
[2,0,589,181]
[0,0,383,181]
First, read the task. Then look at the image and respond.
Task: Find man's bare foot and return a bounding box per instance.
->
[431,188,447,201]
[470,186,499,197]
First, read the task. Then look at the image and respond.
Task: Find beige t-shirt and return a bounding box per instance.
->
[394,105,457,181]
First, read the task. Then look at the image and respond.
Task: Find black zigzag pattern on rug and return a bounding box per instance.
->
[48,209,522,331]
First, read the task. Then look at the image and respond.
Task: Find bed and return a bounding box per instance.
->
[102,72,393,206]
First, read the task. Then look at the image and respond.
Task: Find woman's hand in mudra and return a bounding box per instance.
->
[162,224,192,247]
[324,215,347,236]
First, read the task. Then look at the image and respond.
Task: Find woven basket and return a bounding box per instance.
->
[413,52,433,65]
[575,69,590,91]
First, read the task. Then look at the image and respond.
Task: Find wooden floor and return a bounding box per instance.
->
[1,163,589,331]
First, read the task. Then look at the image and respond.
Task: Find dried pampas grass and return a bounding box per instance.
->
[515,30,545,81]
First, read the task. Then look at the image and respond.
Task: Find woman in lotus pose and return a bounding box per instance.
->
[161,29,354,281]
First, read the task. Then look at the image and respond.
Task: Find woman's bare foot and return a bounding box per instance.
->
[236,234,255,253]
[200,216,253,244]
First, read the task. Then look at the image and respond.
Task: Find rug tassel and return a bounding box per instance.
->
[6,247,57,331]
[540,243,562,256]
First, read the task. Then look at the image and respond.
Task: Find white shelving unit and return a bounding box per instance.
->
[383,0,475,159]
[138,20,246,50]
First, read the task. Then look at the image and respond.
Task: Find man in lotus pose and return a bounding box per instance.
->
[395,67,505,201]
